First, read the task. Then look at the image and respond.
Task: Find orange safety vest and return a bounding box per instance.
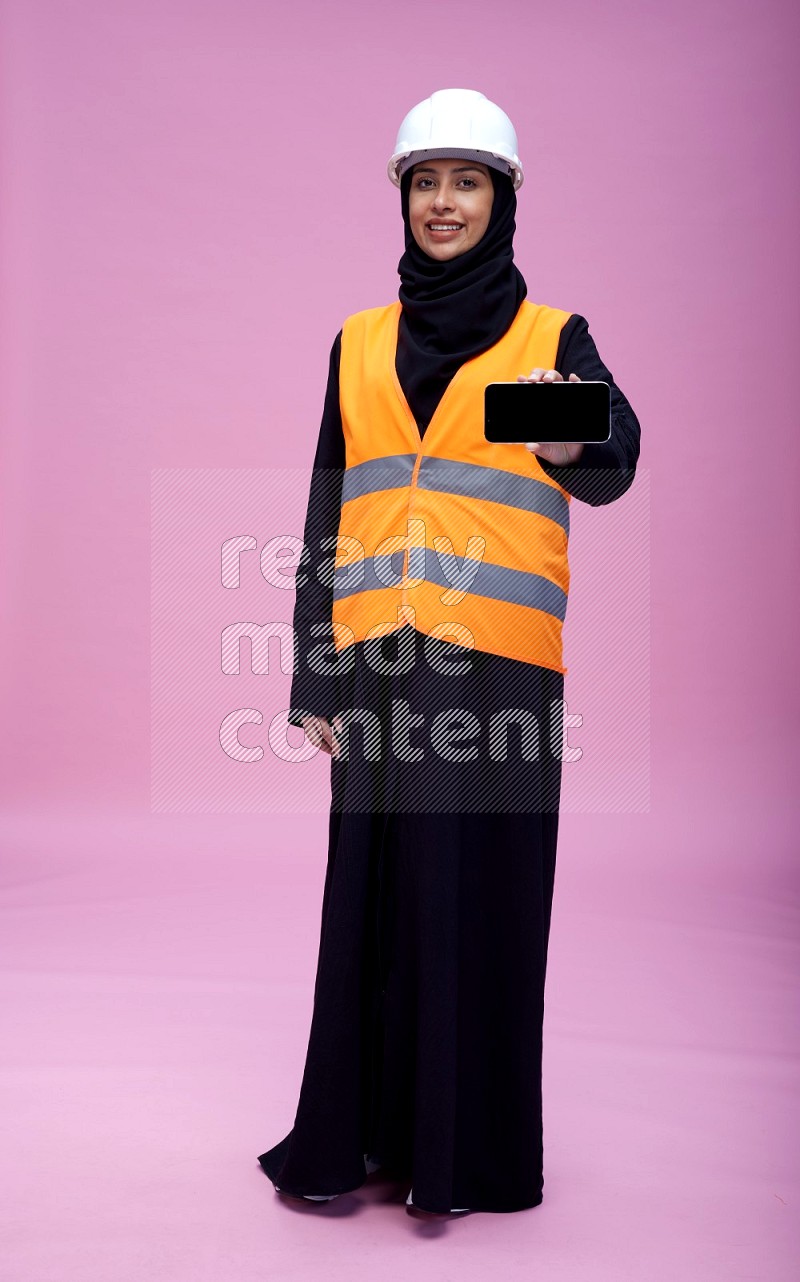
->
[332,299,573,675]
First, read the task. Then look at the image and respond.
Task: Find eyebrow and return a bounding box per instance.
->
[412,165,487,175]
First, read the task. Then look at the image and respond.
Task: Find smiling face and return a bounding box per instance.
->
[407,158,494,260]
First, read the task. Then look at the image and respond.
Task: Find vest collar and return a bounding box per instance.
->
[386,300,530,450]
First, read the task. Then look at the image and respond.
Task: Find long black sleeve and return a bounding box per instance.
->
[535,313,641,505]
[287,332,346,728]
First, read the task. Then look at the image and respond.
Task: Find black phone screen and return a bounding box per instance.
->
[484,380,611,444]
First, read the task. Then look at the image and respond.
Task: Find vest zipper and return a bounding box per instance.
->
[401,448,424,610]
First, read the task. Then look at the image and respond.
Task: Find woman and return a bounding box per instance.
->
[257,88,641,1216]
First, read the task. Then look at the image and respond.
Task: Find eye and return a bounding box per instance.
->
[415,177,435,189]
[458,177,478,188]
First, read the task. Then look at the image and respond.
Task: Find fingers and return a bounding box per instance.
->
[302,713,346,759]
[525,441,564,461]
[331,713,343,760]
[517,367,564,382]
[516,370,582,382]
[524,440,580,464]
[302,715,333,755]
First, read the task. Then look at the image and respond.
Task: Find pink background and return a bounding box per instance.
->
[1,0,797,1277]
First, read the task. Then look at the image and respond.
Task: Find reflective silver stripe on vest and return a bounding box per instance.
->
[416,456,570,536]
[341,454,418,504]
[333,546,567,622]
[340,453,570,534]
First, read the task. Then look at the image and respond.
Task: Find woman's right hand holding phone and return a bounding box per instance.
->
[518,368,585,465]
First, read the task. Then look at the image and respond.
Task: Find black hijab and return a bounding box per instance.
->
[396,164,528,434]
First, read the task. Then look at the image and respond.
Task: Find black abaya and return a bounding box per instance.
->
[258,803,560,1213]
[256,310,641,1213]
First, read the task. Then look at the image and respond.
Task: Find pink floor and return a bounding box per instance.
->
[1,795,796,1282]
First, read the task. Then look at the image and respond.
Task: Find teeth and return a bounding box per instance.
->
[430,224,462,231]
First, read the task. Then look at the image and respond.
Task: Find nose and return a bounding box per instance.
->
[432,184,455,212]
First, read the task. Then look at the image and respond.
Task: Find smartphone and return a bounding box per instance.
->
[484,379,611,445]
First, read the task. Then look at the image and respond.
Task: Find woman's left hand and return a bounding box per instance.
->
[517,368,585,465]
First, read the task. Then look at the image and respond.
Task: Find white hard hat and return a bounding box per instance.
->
[388,88,524,191]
